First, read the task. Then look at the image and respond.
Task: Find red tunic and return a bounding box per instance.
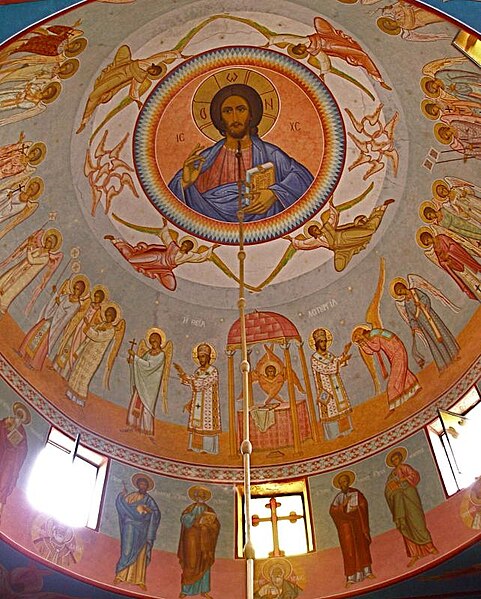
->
[433,233,481,299]
[308,17,385,85]
[329,487,372,578]
[0,420,28,504]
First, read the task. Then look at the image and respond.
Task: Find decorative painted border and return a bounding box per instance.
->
[134,46,345,245]
[1,353,479,483]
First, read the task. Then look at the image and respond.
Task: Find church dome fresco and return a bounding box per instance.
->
[0,0,480,597]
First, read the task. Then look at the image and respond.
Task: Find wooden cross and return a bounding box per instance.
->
[252,496,303,558]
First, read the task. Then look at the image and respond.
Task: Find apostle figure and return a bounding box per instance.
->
[0,402,30,522]
[0,227,63,315]
[168,83,313,222]
[390,274,460,371]
[125,327,173,437]
[53,284,108,376]
[19,274,89,370]
[66,302,125,407]
[352,325,420,413]
[114,474,161,591]
[178,485,219,599]
[461,476,481,529]
[309,327,353,440]
[329,470,374,588]
[174,343,221,454]
[384,448,438,567]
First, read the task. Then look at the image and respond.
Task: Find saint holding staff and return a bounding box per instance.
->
[125,327,173,437]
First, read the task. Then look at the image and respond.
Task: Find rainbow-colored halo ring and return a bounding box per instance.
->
[134,46,345,245]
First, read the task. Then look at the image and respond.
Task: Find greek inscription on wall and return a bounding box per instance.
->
[308,298,338,318]
[182,316,206,327]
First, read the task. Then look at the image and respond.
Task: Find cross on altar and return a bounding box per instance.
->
[252,496,303,557]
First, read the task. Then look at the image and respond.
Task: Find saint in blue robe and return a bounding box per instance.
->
[115,491,161,583]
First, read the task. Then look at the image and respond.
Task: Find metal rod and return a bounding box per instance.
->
[236,140,255,599]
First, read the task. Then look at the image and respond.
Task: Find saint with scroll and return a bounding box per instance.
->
[168,80,313,222]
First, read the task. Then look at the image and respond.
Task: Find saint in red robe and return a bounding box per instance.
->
[329,486,373,584]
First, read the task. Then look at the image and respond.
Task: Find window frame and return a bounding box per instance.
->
[235,477,315,559]
[28,426,109,530]
[426,384,481,498]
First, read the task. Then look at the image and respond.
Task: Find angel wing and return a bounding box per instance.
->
[111,213,176,243]
[96,45,131,85]
[335,182,375,213]
[84,147,97,177]
[445,176,481,197]
[407,273,460,312]
[25,250,63,316]
[137,338,149,357]
[57,276,71,296]
[94,129,109,160]
[401,30,450,42]
[109,132,128,160]
[394,298,428,363]
[358,346,382,394]
[422,56,467,78]
[394,298,409,327]
[0,200,38,241]
[103,318,126,389]
[263,343,285,374]
[365,256,385,329]
[161,339,173,414]
[423,245,442,270]
[356,257,385,394]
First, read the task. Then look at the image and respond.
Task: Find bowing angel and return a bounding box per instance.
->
[352,257,421,414]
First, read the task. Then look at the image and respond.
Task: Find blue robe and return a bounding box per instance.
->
[404,289,460,371]
[116,491,161,574]
[168,136,313,222]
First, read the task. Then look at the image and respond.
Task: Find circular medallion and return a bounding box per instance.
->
[134,46,345,244]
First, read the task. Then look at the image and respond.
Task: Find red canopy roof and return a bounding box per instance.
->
[227,311,300,348]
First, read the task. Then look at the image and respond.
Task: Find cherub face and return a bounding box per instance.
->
[265,365,277,379]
